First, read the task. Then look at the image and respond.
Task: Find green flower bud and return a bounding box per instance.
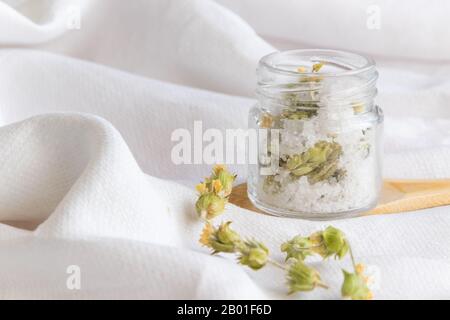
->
[287,260,324,294]
[322,226,349,260]
[195,193,226,220]
[281,236,314,261]
[239,241,269,270]
[216,221,241,247]
[341,270,372,300]
[199,222,241,254]
[215,170,236,197]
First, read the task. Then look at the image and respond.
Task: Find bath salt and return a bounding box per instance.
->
[257,122,378,214]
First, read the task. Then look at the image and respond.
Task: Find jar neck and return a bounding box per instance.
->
[256,50,378,116]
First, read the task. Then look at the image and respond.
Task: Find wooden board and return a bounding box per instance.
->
[229,179,450,216]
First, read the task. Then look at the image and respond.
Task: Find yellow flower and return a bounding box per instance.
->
[355,263,365,275]
[355,263,375,286]
[196,182,207,195]
[199,222,215,247]
[213,164,226,176]
[297,66,307,73]
[212,179,223,194]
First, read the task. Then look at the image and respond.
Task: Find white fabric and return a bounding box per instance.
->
[216,0,450,61]
[0,0,449,299]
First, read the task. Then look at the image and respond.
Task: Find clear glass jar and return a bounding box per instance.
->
[248,49,383,220]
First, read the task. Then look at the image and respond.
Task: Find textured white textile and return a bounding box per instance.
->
[0,0,449,299]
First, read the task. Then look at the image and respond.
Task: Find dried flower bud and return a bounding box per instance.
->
[322,226,349,259]
[238,240,269,270]
[341,269,372,300]
[216,221,241,247]
[281,236,314,261]
[214,169,236,197]
[199,221,241,254]
[287,260,324,294]
[195,193,226,220]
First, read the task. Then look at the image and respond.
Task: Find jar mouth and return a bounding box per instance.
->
[259,49,375,78]
[256,49,378,115]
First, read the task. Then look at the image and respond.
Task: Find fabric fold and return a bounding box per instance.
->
[0,113,179,247]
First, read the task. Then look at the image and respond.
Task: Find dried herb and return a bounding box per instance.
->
[285,141,345,184]
[312,62,325,73]
[195,166,374,299]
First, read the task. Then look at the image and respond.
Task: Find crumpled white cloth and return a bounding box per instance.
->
[216,0,450,61]
[0,0,449,299]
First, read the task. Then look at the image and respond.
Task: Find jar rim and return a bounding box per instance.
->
[259,49,376,78]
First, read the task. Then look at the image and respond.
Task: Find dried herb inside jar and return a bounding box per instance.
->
[285,141,346,184]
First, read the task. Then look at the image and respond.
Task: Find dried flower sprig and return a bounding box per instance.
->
[195,165,236,220]
[199,220,332,292]
[195,164,373,299]
[199,221,269,270]
[281,226,350,262]
[281,227,372,299]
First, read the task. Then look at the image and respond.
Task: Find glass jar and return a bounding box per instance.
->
[248,49,383,220]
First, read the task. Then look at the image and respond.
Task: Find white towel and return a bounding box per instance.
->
[0,0,449,299]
